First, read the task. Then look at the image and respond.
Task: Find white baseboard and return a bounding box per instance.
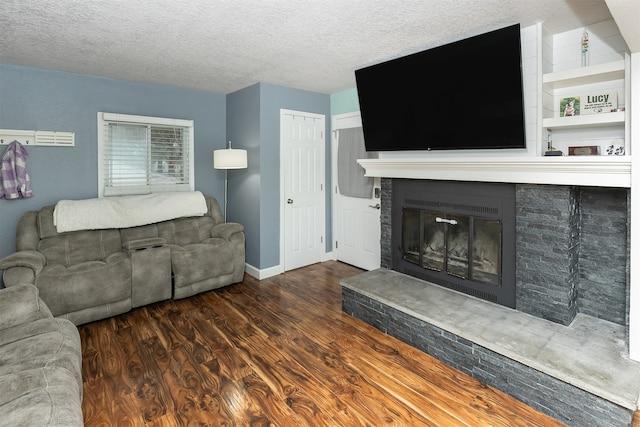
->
[245,252,335,280]
[244,263,283,280]
[322,250,336,262]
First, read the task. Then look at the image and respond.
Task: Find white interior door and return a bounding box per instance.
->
[281,110,325,271]
[333,113,381,271]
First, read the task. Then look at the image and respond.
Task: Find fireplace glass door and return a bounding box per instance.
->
[402,208,501,286]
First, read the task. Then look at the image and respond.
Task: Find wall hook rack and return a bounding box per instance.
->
[0,129,75,147]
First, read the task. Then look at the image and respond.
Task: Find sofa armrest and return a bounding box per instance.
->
[211,222,244,240]
[0,284,52,331]
[123,237,166,252]
[0,250,46,275]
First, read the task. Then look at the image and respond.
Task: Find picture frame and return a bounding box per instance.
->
[560,97,580,117]
[568,146,599,156]
[582,92,617,115]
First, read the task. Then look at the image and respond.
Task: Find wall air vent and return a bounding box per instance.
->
[0,129,75,147]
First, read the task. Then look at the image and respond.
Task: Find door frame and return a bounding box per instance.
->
[279,108,326,273]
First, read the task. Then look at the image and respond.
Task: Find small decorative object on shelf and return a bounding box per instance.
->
[544,130,562,156]
[581,29,589,67]
[560,97,580,117]
[582,92,617,115]
[544,150,563,156]
[606,143,625,156]
[569,146,599,156]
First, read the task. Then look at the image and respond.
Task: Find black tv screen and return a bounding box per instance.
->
[355,24,526,151]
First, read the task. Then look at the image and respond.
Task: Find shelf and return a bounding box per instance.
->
[542,111,625,129]
[357,157,631,188]
[542,60,625,89]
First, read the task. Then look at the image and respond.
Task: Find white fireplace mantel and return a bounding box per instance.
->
[358,156,631,188]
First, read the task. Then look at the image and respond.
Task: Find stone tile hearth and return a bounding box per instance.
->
[359,177,634,425]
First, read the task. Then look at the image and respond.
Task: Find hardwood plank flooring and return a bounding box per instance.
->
[80,261,569,426]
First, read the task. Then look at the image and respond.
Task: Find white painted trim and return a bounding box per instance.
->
[332,111,362,130]
[101,112,193,127]
[358,156,631,188]
[536,23,544,156]
[246,257,337,281]
[244,263,283,280]
[322,250,337,262]
[629,52,639,362]
[97,112,195,198]
[244,263,260,279]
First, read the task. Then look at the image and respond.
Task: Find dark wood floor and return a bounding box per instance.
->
[79,261,571,426]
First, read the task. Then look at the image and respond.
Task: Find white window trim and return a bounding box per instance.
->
[97,112,195,198]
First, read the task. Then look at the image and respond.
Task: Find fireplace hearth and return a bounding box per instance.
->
[392,179,516,308]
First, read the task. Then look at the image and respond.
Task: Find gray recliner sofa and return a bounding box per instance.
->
[0,284,83,426]
[0,195,245,325]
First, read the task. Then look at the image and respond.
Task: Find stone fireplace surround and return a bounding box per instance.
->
[383,179,629,327]
[342,176,640,426]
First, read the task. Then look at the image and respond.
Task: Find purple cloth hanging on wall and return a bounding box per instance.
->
[0,140,33,199]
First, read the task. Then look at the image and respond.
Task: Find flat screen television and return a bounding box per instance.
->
[355,24,526,151]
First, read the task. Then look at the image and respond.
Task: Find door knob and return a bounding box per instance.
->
[368,203,380,209]
[287,199,293,204]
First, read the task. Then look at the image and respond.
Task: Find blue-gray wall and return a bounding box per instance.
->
[227,82,330,270]
[1,65,331,278]
[226,83,261,267]
[0,64,227,262]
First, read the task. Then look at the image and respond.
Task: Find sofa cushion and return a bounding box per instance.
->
[36,205,59,239]
[36,252,132,317]
[158,216,216,246]
[38,229,123,267]
[0,318,82,384]
[120,223,160,244]
[0,284,51,331]
[0,306,83,427]
[0,367,83,427]
[170,239,234,288]
[15,211,40,251]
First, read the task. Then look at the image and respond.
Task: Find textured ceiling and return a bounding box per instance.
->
[0,0,624,94]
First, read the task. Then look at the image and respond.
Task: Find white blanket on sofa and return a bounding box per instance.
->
[53,191,208,233]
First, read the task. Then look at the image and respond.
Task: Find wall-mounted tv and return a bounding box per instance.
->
[355,24,526,152]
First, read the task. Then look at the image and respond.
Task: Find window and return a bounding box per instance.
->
[98,113,194,197]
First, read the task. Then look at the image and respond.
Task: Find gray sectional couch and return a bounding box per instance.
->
[0,195,245,325]
[0,284,83,426]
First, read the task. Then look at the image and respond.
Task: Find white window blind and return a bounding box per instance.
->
[98,113,194,197]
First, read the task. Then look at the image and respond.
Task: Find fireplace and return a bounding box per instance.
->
[344,175,634,426]
[391,180,516,307]
[403,209,502,282]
